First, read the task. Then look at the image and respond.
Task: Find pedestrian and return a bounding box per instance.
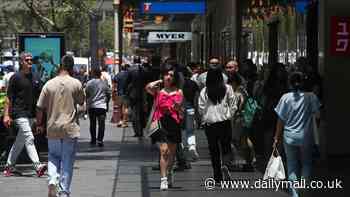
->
[2,52,47,177]
[273,72,320,197]
[226,60,258,171]
[145,63,184,190]
[101,65,112,111]
[85,67,110,147]
[36,55,85,197]
[75,66,88,88]
[126,57,146,137]
[112,64,129,128]
[197,58,228,90]
[198,66,238,182]
[224,60,247,88]
[226,68,247,170]
[182,66,200,161]
[188,62,202,87]
[258,63,289,160]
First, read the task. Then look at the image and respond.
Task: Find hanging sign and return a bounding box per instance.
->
[148,32,192,43]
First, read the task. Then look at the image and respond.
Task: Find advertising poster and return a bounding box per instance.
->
[18,33,65,83]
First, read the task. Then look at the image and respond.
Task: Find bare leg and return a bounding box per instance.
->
[159,143,169,178]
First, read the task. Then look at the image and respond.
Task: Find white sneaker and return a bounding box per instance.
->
[160,177,168,190]
[188,146,199,161]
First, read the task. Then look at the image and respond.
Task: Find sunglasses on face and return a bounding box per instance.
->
[24,58,33,63]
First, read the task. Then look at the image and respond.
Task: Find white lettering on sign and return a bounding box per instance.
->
[336,39,349,52]
[148,32,192,43]
[336,22,349,36]
[336,22,350,52]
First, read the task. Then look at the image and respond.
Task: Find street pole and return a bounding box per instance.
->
[90,11,99,69]
[113,0,120,74]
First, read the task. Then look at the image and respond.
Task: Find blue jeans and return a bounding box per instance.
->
[283,142,313,197]
[48,138,78,196]
[184,105,196,147]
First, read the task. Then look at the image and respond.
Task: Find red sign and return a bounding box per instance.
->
[143,3,152,13]
[331,16,350,56]
[105,57,119,65]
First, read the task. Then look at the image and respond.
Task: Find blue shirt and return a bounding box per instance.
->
[274,91,320,145]
[113,70,129,96]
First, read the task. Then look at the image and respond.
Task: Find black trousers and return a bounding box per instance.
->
[131,101,145,136]
[88,108,107,143]
[204,120,232,181]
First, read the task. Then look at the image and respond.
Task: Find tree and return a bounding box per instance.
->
[99,17,114,51]
[0,0,105,55]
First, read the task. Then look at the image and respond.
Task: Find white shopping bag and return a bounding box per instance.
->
[263,147,286,180]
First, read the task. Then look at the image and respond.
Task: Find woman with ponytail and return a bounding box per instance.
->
[273,72,321,197]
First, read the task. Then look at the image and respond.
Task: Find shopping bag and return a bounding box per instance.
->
[145,96,162,138]
[263,147,286,180]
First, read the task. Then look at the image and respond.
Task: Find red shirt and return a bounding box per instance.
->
[153,90,183,124]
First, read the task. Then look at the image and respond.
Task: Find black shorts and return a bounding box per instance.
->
[152,114,182,144]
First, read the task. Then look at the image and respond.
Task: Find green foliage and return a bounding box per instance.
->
[99,17,114,51]
[0,0,102,55]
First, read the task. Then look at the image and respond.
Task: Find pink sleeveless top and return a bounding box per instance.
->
[153,90,183,124]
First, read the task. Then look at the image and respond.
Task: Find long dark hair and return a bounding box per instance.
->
[206,68,226,104]
[161,63,180,88]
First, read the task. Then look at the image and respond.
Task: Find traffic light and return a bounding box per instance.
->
[123,8,134,33]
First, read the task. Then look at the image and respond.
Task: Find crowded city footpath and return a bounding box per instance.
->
[0,110,347,197]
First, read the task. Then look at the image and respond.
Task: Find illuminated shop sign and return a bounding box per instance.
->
[141,1,206,14]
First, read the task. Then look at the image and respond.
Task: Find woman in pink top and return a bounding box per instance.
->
[145,63,183,190]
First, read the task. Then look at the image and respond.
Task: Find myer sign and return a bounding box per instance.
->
[148,32,192,43]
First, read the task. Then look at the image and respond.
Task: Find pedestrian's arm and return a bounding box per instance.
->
[173,90,184,116]
[197,90,206,117]
[227,86,238,117]
[3,96,12,128]
[3,75,15,128]
[145,80,162,96]
[35,107,45,135]
[112,80,117,99]
[315,111,321,128]
[105,83,111,102]
[35,84,49,134]
[273,118,284,148]
[76,84,86,106]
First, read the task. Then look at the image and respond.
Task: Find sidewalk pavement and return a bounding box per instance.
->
[0,112,348,197]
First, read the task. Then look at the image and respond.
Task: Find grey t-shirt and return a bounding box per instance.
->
[85,78,110,110]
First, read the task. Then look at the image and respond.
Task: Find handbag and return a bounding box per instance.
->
[242,97,262,128]
[147,119,162,137]
[263,147,286,180]
[145,93,162,138]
